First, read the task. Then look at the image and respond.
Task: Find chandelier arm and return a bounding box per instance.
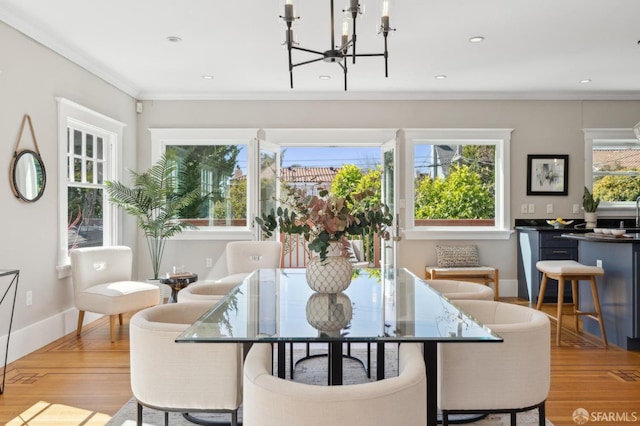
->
[337,39,354,51]
[330,0,336,50]
[352,18,357,64]
[334,61,347,91]
[292,57,325,68]
[351,53,385,58]
[288,48,294,89]
[384,34,389,77]
[292,46,325,56]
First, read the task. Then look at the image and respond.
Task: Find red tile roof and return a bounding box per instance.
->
[279,166,339,184]
[593,149,640,170]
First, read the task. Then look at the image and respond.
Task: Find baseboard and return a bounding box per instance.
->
[0,308,102,365]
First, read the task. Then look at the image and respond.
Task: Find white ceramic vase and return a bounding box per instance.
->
[305,242,353,293]
[305,292,353,336]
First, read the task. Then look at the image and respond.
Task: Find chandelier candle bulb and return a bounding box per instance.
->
[342,21,349,47]
[380,0,390,31]
[284,0,293,20]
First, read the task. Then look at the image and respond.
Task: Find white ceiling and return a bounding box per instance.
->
[2,0,640,101]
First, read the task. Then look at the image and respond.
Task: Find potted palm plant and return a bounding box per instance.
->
[583,186,600,229]
[106,152,200,279]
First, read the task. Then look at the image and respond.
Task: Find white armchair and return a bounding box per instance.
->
[243,342,427,426]
[69,246,159,342]
[130,303,243,426]
[438,300,550,426]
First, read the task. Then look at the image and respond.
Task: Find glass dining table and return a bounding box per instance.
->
[176,267,502,426]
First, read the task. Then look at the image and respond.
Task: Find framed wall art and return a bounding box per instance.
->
[527,154,568,196]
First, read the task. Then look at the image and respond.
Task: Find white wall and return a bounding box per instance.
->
[0,21,137,362]
[4,18,640,363]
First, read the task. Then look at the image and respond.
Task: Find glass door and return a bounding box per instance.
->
[381,136,398,270]
[256,139,280,241]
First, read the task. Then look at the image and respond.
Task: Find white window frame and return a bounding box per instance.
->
[56,98,124,278]
[402,128,513,240]
[583,128,638,217]
[150,128,259,240]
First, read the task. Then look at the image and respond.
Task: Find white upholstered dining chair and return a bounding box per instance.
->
[178,240,282,304]
[426,279,495,301]
[130,302,243,426]
[242,342,427,426]
[438,300,550,426]
[69,246,159,342]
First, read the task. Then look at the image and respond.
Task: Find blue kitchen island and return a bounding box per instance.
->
[563,232,640,350]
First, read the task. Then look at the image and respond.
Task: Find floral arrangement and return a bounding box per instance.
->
[255,187,393,262]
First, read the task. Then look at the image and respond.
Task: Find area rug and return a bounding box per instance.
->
[107,344,553,426]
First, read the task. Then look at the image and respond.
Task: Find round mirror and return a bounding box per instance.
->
[10,149,46,202]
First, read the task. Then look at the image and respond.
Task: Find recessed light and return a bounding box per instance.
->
[202,75,214,80]
[166,36,182,43]
[469,36,485,43]
[319,75,331,80]
[434,75,447,80]
[579,79,592,84]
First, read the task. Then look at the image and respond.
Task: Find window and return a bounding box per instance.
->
[57,98,123,276]
[403,129,512,240]
[584,128,640,210]
[150,128,258,240]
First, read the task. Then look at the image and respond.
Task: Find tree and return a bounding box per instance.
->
[355,167,383,207]
[331,164,363,199]
[213,178,247,220]
[415,164,493,219]
[593,175,640,202]
[167,145,241,219]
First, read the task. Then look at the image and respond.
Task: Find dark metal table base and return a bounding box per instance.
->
[290,342,371,381]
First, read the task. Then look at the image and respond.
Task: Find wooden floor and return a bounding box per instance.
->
[1,299,640,426]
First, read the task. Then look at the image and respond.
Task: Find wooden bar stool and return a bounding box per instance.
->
[535,260,607,347]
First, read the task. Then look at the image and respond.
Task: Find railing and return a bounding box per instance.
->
[279,233,382,268]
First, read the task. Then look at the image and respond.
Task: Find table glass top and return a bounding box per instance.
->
[176,268,502,344]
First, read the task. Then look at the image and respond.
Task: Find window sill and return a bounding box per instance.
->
[403,228,513,240]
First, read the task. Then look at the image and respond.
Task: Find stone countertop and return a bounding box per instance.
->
[515,225,590,232]
[562,232,640,243]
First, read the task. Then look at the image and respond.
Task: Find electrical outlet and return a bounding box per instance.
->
[596,259,603,268]
[528,204,535,214]
[546,204,553,214]
[26,290,32,306]
[205,258,213,268]
[573,204,580,214]
[521,204,528,214]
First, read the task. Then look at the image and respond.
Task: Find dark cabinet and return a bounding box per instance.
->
[517,228,577,303]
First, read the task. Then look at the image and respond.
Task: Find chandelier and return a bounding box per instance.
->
[280,0,395,90]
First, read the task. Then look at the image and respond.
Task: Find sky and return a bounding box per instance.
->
[281,147,382,168]
[235,146,385,173]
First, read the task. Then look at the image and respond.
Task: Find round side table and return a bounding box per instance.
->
[159,273,198,303]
